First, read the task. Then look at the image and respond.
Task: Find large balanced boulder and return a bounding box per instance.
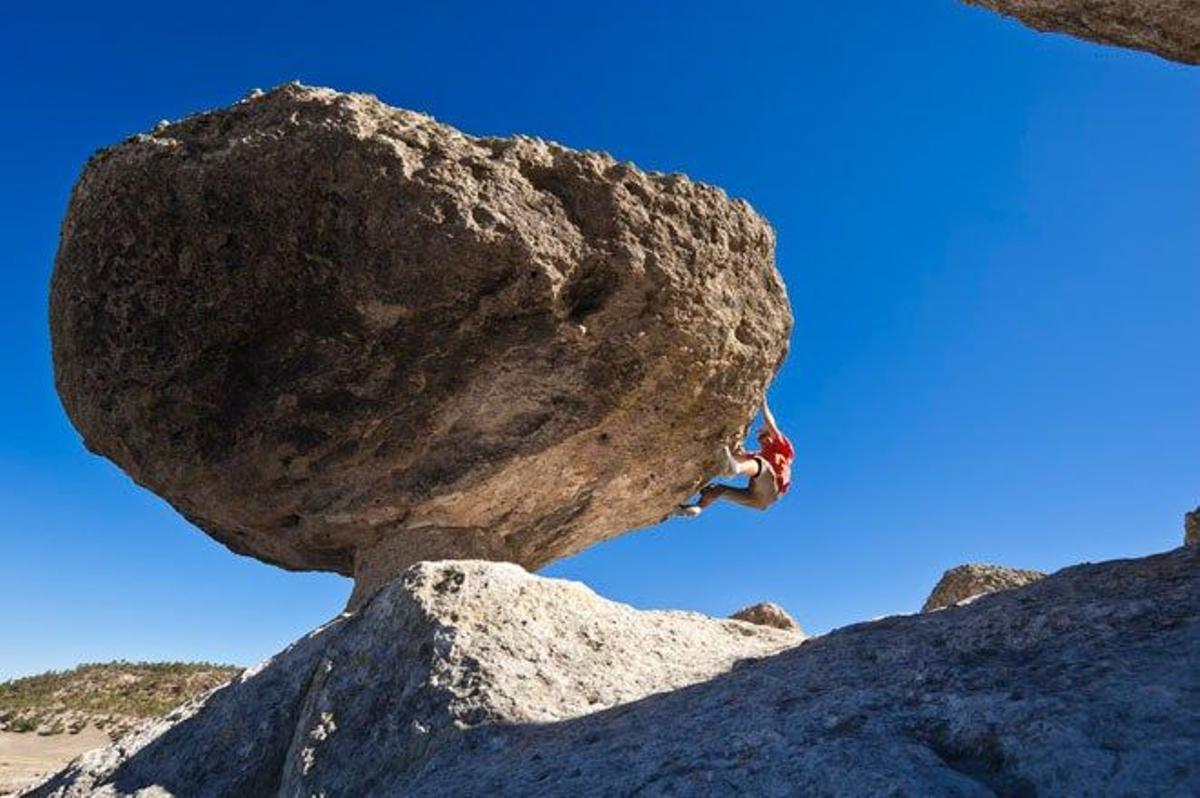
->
[30,548,1200,796]
[921,562,1045,612]
[50,84,792,604]
[962,0,1200,64]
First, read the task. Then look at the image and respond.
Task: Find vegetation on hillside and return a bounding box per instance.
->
[0,661,241,738]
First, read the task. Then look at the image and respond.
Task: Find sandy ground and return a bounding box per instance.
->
[0,728,109,796]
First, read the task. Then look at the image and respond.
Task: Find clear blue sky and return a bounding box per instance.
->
[2,2,1197,681]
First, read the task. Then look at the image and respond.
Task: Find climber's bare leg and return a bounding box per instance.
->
[673,483,735,517]
[698,484,737,508]
[693,458,779,511]
[674,454,776,518]
[729,456,761,478]
[721,446,763,478]
[699,483,771,510]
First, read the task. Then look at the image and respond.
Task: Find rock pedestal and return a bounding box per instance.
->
[30,549,1200,796]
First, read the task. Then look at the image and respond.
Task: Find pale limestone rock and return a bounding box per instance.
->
[29,561,797,797]
[30,549,1200,796]
[922,563,1045,612]
[730,601,802,633]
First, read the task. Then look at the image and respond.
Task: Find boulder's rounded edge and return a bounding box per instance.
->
[50,83,793,589]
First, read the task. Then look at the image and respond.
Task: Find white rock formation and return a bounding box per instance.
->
[30,548,1199,796]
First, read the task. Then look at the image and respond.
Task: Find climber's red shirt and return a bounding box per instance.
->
[758,432,795,494]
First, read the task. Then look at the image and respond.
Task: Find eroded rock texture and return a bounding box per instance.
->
[922,563,1045,612]
[50,84,792,602]
[1186,507,1199,546]
[964,0,1200,64]
[729,601,802,633]
[31,549,1200,796]
[29,561,799,797]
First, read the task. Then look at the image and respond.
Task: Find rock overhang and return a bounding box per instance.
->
[50,83,793,600]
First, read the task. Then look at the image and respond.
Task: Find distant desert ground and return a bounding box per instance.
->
[0,727,107,796]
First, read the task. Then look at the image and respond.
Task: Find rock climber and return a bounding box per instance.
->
[676,399,794,516]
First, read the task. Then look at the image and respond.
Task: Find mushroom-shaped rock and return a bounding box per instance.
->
[50,84,792,605]
[962,0,1200,64]
[729,601,803,634]
[922,563,1045,612]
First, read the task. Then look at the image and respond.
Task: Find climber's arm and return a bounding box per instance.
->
[761,398,780,438]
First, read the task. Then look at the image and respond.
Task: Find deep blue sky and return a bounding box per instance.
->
[2,2,1197,680]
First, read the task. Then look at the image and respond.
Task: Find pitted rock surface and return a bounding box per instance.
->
[50,84,792,603]
[27,561,799,797]
[29,549,1200,796]
[922,562,1045,612]
[730,601,802,633]
[963,0,1200,64]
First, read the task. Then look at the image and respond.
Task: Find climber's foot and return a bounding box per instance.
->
[673,504,703,518]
